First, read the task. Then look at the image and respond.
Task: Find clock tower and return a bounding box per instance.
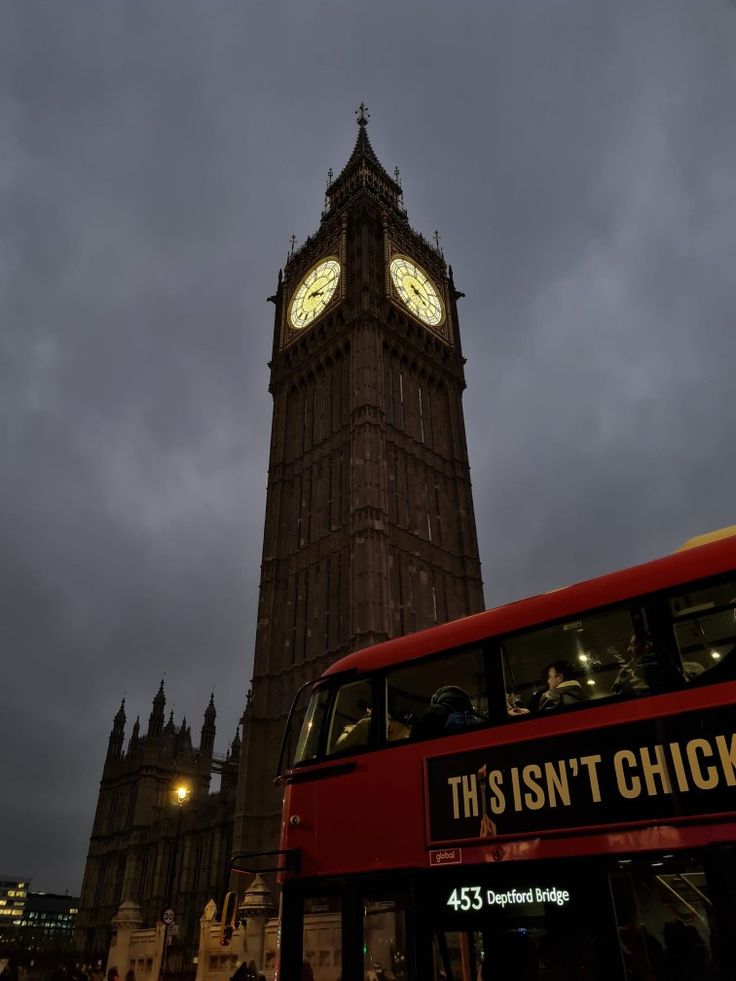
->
[233,105,485,866]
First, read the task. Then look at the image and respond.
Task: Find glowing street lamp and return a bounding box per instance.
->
[160,782,191,980]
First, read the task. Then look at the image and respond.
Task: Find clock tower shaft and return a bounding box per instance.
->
[233,113,485,869]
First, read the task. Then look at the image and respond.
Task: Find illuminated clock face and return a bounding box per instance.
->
[390,256,444,327]
[288,258,341,330]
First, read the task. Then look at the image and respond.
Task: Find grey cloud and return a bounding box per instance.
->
[2,0,736,889]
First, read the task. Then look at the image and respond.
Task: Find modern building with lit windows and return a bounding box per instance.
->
[18,893,79,950]
[0,877,29,930]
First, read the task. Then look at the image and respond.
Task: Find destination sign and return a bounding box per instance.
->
[426,705,736,843]
[446,885,571,912]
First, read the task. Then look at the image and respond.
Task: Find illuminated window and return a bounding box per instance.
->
[670,579,736,681]
[501,605,675,714]
[326,680,373,755]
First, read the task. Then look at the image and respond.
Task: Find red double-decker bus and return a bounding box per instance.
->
[270,532,736,980]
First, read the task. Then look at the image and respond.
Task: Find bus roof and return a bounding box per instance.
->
[324,534,736,678]
[676,524,736,550]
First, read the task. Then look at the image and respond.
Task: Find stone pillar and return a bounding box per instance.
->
[238,875,276,974]
[106,900,143,975]
[194,899,217,981]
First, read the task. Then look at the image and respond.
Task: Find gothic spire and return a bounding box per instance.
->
[324,103,404,218]
[106,698,126,763]
[146,679,166,741]
[230,721,241,762]
[114,697,126,727]
[127,715,141,756]
[200,693,216,759]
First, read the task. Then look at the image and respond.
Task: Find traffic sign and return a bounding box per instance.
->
[161,908,176,926]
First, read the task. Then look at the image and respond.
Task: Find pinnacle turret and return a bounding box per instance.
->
[114,698,126,726]
[230,721,241,763]
[200,693,216,759]
[106,698,126,763]
[127,716,141,755]
[146,679,166,741]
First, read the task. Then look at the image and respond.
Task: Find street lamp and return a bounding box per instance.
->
[160,783,191,980]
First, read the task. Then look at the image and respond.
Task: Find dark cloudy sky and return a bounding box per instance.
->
[2,0,736,893]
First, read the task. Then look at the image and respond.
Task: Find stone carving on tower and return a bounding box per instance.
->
[232,106,485,870]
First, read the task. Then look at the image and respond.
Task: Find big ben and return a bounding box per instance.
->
[233,105,485,867]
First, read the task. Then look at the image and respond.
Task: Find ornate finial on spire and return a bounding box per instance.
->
[323,168,335,215]
[433,230,442,251]
[288,234,296,261]
[355,102,370,127]
[394,167,401,187]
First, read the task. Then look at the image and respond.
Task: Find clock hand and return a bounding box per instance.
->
[309,289,325,298]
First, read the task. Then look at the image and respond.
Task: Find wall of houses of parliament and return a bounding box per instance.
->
[74,683,240,965]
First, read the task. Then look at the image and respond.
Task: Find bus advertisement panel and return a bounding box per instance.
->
[427,704,736,843]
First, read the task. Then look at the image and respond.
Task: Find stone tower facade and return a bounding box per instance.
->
[74,684,240,966]
[233,108,485,869]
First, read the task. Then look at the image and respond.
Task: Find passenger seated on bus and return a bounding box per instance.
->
[610,634,664,696]
[336,706,371,750]
[506,691,530,716]
[411,686,486,739]
[386,714,411,741]
[527,682,547,713]
[537,661,587,710]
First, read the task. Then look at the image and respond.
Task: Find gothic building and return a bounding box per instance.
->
[233,107,485,869]
[74,683,239,966]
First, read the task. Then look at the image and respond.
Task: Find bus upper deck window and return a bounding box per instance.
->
[501,607,663,714]
[293,688,330,766]
[386,647,488,742]
[670,579,736,682]
[326,680,373,755]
